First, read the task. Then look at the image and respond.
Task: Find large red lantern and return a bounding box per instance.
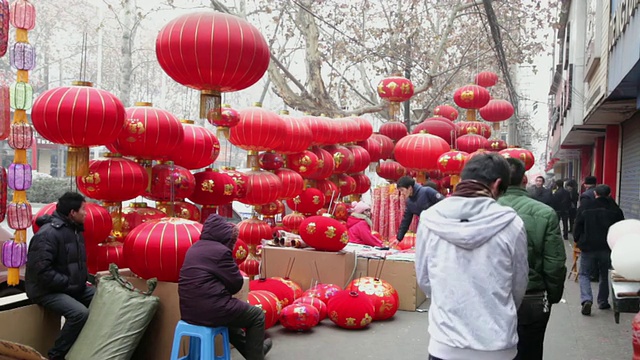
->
[121,202,166,239]
[475,71,499,88]
[499,147,535,171]
[229,104,286,167]
[479,99,514,122]
[241,170,282,206]
[286,188,325,215]
[156,12,270,120]
[453,84,491,122]
[394,132,451,172]
[305,283,342,305]
[110,102,184,160]
[294,296,327,321]
[250,278,297,307]
[77,154,148,202]
[171,120,220,170]
[94,242,126,273]
[188,168,237,206]
[379,122,408,143]
[412,117,457,145]
[258,151,284,171]
[156,201,201,222]
[301,115,331,146]
[334,174,357,196]
[455,134,489,154]
[282,212,305,234]
[146,162,195,201]
[346,145,371,174]
[275,168,304,200]
[488,138,508,151]
[273,112,312,154]
[286,150,319,177]
[123,217,202,282]
[323,145,354,174]
[247,290,281,329]
[280,304,320,331]
[351,173,371,195]
[238,217,272,247]
[348,277,399,321]
[350,117,373,143]
[299,215,349,252]
[376,160,407,182]
[31,82,125,176]
[437,150,468,176]
[372,133,395,160]
[307,146,335,180]
[377,75,414,103]
[327,290,374,329]
[433,104,459,121]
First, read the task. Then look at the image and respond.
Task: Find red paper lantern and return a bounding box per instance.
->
[479,99,514,122]
[209,104,240,136]
[456,134,490,154]
[259,151,284,171]
[499,147,535,171]
[31,83,126,176]
[156,201,200,222]
[305,283,343,305]
[335,117,361,144]
[155,12,269,92]
[358,136,382,164]
[274,168,304,200]
[314,179,339,206]
[255,201,285,217]
[0,4,7,60]
[412,118,457,145]
[334,174,357,196]
[350,116,373,143]
[282,212,305,234]
[77,154,148,202]
[233,238,248,265]
[280,304,320,331]
[241,170,282,206]
[121,202,166,239]
[351,173,371,195]
[453,84,491,109]
[273,113,313,154]
[394,133,451,171]
[488,138,508,151]
[456,121,492,139]
[171,121,220,170]
[188,168,237,206]
[220,167,248,200]
[372,134,395,160]
[286,188,325,215]
[379,122,408,142]
[286,151,319,177]
[294,296,328,320]
[10,0,36,30]
[347,145,371,174]
[110,102,184,160]
[299,215,349,252]
[123,217,202,281]
[327,290,375,329]
[238,217,272,246]
[239,253,261,277]
[94,242,126,273]
[229,105,286,155]
[377,75,414,103]
[376,160,407,182]
[301,115,331,146]
[272,277,303,300]
[146,162,195,202]
[348,277,399,321]
[247,290,281,329]
[8,123,33,149]
[437,150,468,175]
[433,104,459,121]
[475,71,499,88]
[307,146,335,180]
[323,145,354,174]
[250,278,296,307]
[397,232,417,250]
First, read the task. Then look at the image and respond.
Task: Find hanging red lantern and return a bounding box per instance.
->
[188,168,237,207]
[479,99,514,122]
[77,153,148,202]
[299,215,349,252]
[455,134,489,154]
[220,167,248,200]
[233,238,248,265]
[475,71,499,88]
[327,290,375,329]
[376,160,407,182]
[394,132,451,172]
[412,118,457,145]
[286,188,325,215]
[346,145,371,174]
[437,150,468,176]
[146,162,195,201]
[286,150,319,177]
[315,179,339,206]
[332,202,350,222]
[156,201,201,222]
[259,151,284,171]
[456,121,492,139]
[334,174,357,196]
[250,278,296,307]
[348,277,399,321]
[379,122,408,143]
[280,304,320,331]
[433,104,459,121]
[488,138,508,151]
[274,168,304,200]
[499,147,535,171]
[239,253,261,278]
[351,173,371,195]
[255,200,285,218]
[273,112,313,154]
[453,84,492,122]
[350,116,373,143]
[247,290,281,329]
[209,104,240,138]
[156,12,270,120]
[377,75,414,118]
[358,136,382,166]
[171,120,220,170]
[94,242,126,273]
[123,217,202,282]
[229,104,286,168]
[307,146,335,180]
[238,217,272,247]
[110,102,184,161]
[301,115,331,146]
[336,117,361,144]
[282,212,306,234]
[323,145,354,174]
[31,82,126,176]
[372,133,395,160]
[120,202,166,239]
[294,296,328,320]
[241,170,282,206]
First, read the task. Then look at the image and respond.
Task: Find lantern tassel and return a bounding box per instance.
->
[14,229,27,243]
[416,172,426,184]
[246,151,259,169]
[12,190,27,203]
[216,127,230,140]
[6,268,20,286]
[66,146,90,176]
[200,90,221,120]
[466,109,477,121]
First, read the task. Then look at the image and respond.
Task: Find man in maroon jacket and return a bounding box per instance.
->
[179,214,272,359]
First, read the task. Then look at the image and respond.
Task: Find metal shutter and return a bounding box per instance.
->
[619,113,640,219]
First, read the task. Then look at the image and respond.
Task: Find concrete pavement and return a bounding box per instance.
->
[258,240,636,359]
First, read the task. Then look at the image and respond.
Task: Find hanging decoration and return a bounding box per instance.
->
[437,150,469,188]
[170,120,220,170]
[433,104,459,121]
[412,117,457,145]
[394,132,451,183]
[208,103,239,139]
[0,0,9,58]
[453,84,491,121]
[499,147,535,171]
[377,73,414,118]
[229,103,285,168]
[475,71,499,88]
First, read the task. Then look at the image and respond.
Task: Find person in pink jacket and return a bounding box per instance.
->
[347,202,383,247]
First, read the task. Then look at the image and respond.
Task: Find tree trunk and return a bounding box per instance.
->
[119,0,135,107]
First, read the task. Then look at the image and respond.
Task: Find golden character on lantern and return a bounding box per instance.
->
[306,223,316,234]
[312,196,321,204]
[345,317,357,327]
[223,184,234,196]
[325,226,336,238]
[360,314,372,327]
[201,179,215,192]
[461,90,475,102]
[340,232,349,244]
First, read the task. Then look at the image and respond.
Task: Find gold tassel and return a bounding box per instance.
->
[16,29,28,43]
[13,190,26,203]
[200,90,221,119]
[136,159,153,192]
[7,268,20,286]
[389,102,400,119]
[246,151,259,169]
[13,149,27,164]
[13,109,27,124]
[416,172,426,184]
[493,122,501,131]
[16,70,29,83]
[14,229,27,243]
[466,109,476,121]
[66,146,90,176]
[216,127,230,140]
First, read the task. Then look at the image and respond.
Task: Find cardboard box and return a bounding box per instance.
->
[0,294,60,357]
[366,259,426,312]
[261,246,357,290]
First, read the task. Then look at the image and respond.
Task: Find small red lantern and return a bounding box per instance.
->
[394,133,451,172]
[456,134,489,154]
[238,217,272,247]
[146,162,195,201]
[314,179,339,206]
[351,173,371,196]
[307,146,335,180]
[259,151,284,171]
[346,145,371,174]
[377,75,414,103]
[255,201,285,218]
[121,202,166,239]
[334,174,357,196]
[433,104,459,121]
[299,215,349,252]
[376,160,407,182]
[456,121,492,139]
[286,188,325,215]
[241,170,282,206]
[437,150,468,176]
[475,71,499,88]
[209,104,240,138]
[280,304,320,331]
[274,111,313,154]
[123,217,202,282]
[282,212,306,234]
[499,147,535,171]
[156,201,200,222]
[274,168,304,200]
[286,150,319,177]
[323,145,354,174]
[412,118,457,145]
[247,290,281,329]
[397,231,417,250]
[294,296,328,320]
[77,153,148,202]
[188,168,237,206]
[233,238,248,265]
[479,99,514,122]
[454,84,491,109]
[94,242,126,273]
[350,116,373,143]
[488,138,508,151]
[171,120,220,170]
[348,277,399,321]
[239,253,261,278]
[327,290,375,329]
[379,122,408,143]
[220,167,248,200]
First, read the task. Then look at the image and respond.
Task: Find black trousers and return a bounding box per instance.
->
[225,306,266,360]
[556,211,569,238]
[514,294,551,360]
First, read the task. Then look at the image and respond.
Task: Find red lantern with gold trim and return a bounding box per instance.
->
[475,71,499,88]
[286,188,325,215]
[286,150,318,177]
[315,179,339,206]
[351,173,371,195]
[156,201,200,222]
[239,253,261,277]
[376,160,407,182]
[479,99,514,122]
[221,167,248,200]
[121,202,166,239]
[358,136,382,165]
[488,138,508,151]
[247,290,281,329]
[94,242,127,273]
[351,116,373,142]
[301,115,331,146]
[299,215,349,252]
[229,104,286,167]
[499,147,535,171]
[433,104,459,121]
[305,283,342,305]
[255,200,285,218]
[323,145,354,174]
[294,296,327,320]
[346,145,371,174]
[379,122,408,143]
[373,133,395,160]
[282,212,305,234]
[333,202,350,222]
[273,111,312,154]
[146,162,195,201]
[437,150,468,176]
[327,290,374,329]
[233,238,248,265]
[280,304,320,331]
[455,134,489,154]
[209,103,240,138]
[348,277,399,321]
[334,174,357,196]
[377,75,414,103]
[412,117,457,145]
[456,121,492,139]
[274,168,304,200]
[77,153,148,201]
[454,84,491,109]
[241,170,282,206]
[307,146,335,180]
[238,217,272,247]
[171,120,220,170]
[188,168,237,207]
[259,151,284,171]
[251,278,297,307]
[394,133,451,172]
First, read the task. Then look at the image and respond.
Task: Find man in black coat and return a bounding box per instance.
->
[179,214,271,360]
[574,184,624,316]
[529,176,552,206]
[391,176,444,248]
[551,179,572,240]
[25,192,93,360]
[578,176,597,208]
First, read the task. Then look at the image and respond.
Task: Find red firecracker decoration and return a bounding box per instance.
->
[433,104,459,121]
[280,304,320,331]
[233,238,248,265]
[247,290,281,329]
[499,147,535,171]
[348,277,399,321]
[286,188,325,215]
[286,150,319,177]
[171,121,220,170]
[327,290,375,329]
[77,153,148,202]
[299,215,348,251]
[294,296,328,320]
[479,99,514,122]
[475,71,499,88]
[376,160,407,183]
[379,122,408,143]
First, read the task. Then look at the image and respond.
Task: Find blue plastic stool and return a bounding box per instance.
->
[170,320,231,360]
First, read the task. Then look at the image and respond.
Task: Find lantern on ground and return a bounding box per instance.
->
[250,278,296,307]
[247,290,281,329]
[294,296,328,320]
[299,215,349,252]
[327,290,375,329]
[305,283,342,305]
[280,304,320,331]
[348,277,399,321]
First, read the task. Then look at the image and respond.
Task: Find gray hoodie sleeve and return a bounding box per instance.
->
[511,220,529,308]
[414,220,431,297]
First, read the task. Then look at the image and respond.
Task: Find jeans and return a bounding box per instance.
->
[225,306,266,360]
[514,294,551,360]
[578,250,611,306]
[556,211,569,238]
[35,286,95,358]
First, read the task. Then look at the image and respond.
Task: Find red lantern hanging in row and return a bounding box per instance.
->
[379,121,407,143]
[437,150,468,187]
[286,150,318,177]
[77,153,148,202]
[479,99,514,122]
[351,116,373,143]
[209,103,240,139]
[475,71,499,88]
[307,146,335,180]
[286,187,325,215]
[282,212,305,234]
[146,162,195,202]
[171,120,220,170]
[0,1,9,58]
[394,132,450,182]
[433,104,459,121]
[238,217,272,247]
[274,111,313,154]
[412,117,457,145]
[500,147,535,171]
[241,170,282,206]
[259,151,284,171]
[156,201,201,222]
[456,121,492,139]
[274,168,304,200]
[229,104,286,169]
[188,168,237,208]
[94,242,126,273]
[488,138,508,151]
[120,202,166,239]
[377,74,414,118]
[456,134,489,154]
[376,160,407,183]
[453,84,491,122]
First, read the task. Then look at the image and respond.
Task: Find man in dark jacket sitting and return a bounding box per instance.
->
[392,176,444,248]
[179,214,272,360]
[574,184,624,315]
[25,192,93,360]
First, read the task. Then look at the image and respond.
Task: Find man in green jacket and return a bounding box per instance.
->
[497,158,567,360]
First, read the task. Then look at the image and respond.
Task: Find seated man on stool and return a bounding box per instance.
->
[179,214,272,359]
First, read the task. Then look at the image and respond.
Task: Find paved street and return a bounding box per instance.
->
[259,240,636,359]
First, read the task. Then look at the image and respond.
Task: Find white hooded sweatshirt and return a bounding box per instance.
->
[415,196,528,360]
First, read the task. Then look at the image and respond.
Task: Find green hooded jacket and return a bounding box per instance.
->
[497,186,567,303]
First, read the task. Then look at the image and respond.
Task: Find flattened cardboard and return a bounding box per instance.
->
[0,297,60,357]
[367,259,426,311]
[261,247,357,290]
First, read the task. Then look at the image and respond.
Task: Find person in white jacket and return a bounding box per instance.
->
[415,153,529,360]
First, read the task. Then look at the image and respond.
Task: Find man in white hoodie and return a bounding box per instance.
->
[415,153,529,360]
